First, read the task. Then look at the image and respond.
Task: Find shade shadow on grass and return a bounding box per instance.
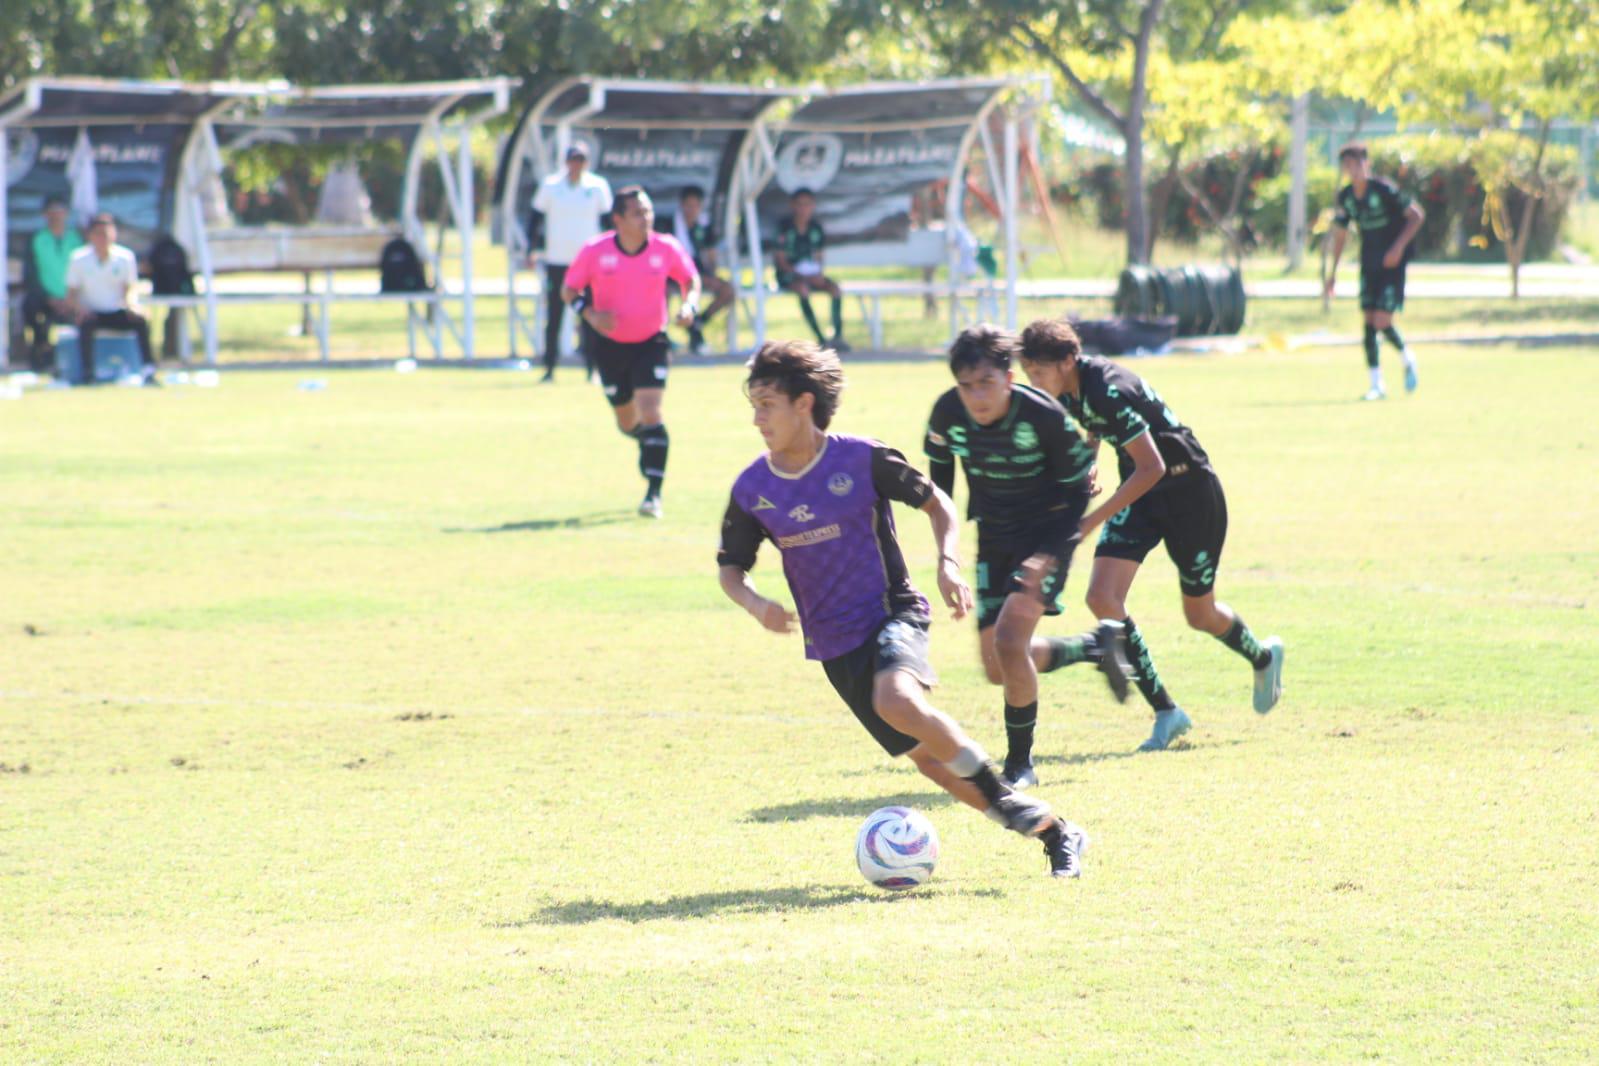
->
[506,882,1004,926]
[443,510,636,534]
[745,791,956,823]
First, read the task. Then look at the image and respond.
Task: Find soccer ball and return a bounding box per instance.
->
[855,806,939,891]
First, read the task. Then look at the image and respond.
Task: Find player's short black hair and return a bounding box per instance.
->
[88,212,116,230]
[611,185,650,220]
[680,184,706,202]
[43,194,67,211]
[947,323,1019,376]
[791,187,816,201]
[745,340,845,430]
[1019,318,1082,364]
[1338,142,1368,163]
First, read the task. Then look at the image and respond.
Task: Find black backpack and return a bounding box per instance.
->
[149,236,195,295]
[379,237,430,293]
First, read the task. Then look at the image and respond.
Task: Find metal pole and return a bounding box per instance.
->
[1003,113,1019,330]
[1288,94,1309,271]
[1,123,10,371]
[458,124,475,359]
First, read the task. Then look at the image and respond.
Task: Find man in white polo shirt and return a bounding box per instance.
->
[64,213,156,386]
[530,143,612,383]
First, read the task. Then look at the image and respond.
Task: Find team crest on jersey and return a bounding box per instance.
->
[754,496,776,511]
[927,429,947,447]
[828,473,853,496]
[649,255,664,270]
[789,504,816,522]
[599,254,619,270]
[1013,423,1038,451]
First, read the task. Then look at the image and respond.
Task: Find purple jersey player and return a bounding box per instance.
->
[716,339,1090,879]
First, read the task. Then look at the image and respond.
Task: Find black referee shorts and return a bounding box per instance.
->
[591,331,670,408]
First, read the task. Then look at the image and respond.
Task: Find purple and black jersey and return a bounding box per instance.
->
[717,435,933,661]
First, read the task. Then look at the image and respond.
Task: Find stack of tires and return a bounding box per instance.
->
[1114,264,1245,337]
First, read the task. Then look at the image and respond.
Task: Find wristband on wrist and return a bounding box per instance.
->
[570,294,589,314]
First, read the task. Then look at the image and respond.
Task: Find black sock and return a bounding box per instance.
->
[1037,820,1064,849]
[637,423,668,497]
[1004,701,1037,766]
[797,296,826,343]
[965,763,1007,807]
[829,295,843,336]
[1218,616,1272,670]
[688,323,705,346]
[1363,325,1380,368]
[1382,325,1405,351]
[1123,616,1177,712]
[1042,633,1099,672]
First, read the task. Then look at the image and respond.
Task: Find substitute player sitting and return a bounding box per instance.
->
[923,324,1132,790]
[668,185,734,355]
[773,188,848,352]
[562,187,700,519]
[717,339,1088,878]
[1019,318,1284,752]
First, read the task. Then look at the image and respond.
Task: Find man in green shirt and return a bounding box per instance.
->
[23,196,84,368]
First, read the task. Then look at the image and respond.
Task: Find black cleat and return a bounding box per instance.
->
[1095,619,1133,704]
[1001,759,1038,791]
[1042,820,1090,879]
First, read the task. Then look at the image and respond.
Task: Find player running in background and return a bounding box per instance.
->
[923,324,1132,790]
[716,340,1089,878]
[773,189,848,352]
[1019,318,1284,752]
[562,187,700,519]
[1323,142,1426,401]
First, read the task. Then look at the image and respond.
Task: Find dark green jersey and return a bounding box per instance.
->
[1057,356,1212,493]
[778,216,825,266]
[924,383,1095,549]
[1334,177,1414,266]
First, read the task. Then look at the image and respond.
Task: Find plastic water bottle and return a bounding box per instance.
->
[298,379,328,392]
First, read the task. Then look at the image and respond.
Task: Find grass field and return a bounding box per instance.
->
[3,340,1598,1062]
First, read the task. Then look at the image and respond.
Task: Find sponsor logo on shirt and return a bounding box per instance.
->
[754,496,776,511]
[600,255,619,270]
[776,523,841,549]
[788,504,815,523]
[828,473,853,496]
[649,255,664,270]
[1013,423,1038,451]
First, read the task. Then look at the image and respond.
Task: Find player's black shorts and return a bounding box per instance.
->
[1095,470,1228,597]
[975,523,1080,630]
[1359,259,1407,312]
[821,611,936,757]
[591,331,670,408]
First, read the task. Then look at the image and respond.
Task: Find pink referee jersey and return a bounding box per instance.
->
[563,232,699,344]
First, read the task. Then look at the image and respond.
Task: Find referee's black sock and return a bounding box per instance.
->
[1218,615,1272,670]
[1042,633,1100,672]
[637,423,669,497]
[1004,701,1037,767]
[796,296,827,343]
[1123,616,1178,712]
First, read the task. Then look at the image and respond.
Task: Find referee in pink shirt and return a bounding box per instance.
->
[562,186,701,519]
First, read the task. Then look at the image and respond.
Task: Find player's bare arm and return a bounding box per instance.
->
[1081,430,1165,536]
[921,487,972,620]
[718,565,797,634]
[1383,202,1425,270]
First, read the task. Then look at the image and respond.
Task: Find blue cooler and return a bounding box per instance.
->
[55,326,144,385]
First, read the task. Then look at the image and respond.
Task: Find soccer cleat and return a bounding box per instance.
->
[637,495,663,520]
[141,367,162,388]
[1043,820,1090,879]
[1403,361,1418,393]
[1001,759,1038,791]
[538,370,555,384]
[1094,619,1133,704]
[986,790,1054,836]
[1253,636,1285,714]
[1361,387,1386,402]
[828,334,852,354]
[1138,707,1192,752]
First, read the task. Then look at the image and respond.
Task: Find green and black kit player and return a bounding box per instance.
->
[1019,318,1285,752]
[925,324,1133,789]
[773,187,847,350]
[1324,142,1425,400]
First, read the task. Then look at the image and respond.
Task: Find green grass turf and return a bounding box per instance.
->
[2,342,1598,1062]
